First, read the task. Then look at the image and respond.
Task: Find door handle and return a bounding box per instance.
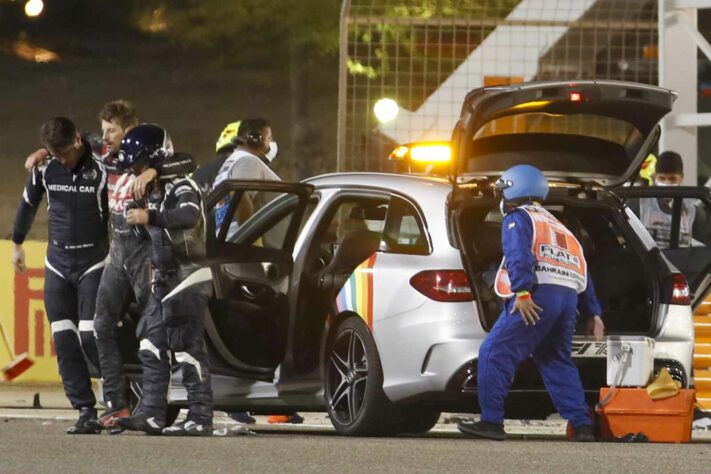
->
[240,284,264,300]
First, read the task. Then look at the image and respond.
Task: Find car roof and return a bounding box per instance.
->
[305,172,452,200]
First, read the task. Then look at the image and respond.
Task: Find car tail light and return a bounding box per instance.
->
[410,270,474,302]
[569,92,582,102]
[670,273,691,306]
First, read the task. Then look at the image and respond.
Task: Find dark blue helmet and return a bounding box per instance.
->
[118,123,173,171]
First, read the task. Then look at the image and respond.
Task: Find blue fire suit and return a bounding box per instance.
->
[478,207,602,427]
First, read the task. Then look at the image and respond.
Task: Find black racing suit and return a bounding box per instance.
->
[136,173,213,425]
[12,141,108,410]
[93,152,196,409]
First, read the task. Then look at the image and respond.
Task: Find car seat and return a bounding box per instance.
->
[325,204,383,289]
[318,229,382,292]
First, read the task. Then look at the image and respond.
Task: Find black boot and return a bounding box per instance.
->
[162,417,213,437]
[572,424,596,442]
[228,412,256,424]
[457,420,506,441]
[115,413,164,435]
[66,407,100,435]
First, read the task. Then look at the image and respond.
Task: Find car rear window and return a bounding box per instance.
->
[475,113,641,145]
[466,113,644,178]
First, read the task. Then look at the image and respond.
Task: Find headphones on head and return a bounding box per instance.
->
[242,130,263,148]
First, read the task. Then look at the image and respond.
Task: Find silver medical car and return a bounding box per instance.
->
[118,81,708,436]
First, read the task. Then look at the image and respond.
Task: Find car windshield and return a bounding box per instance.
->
[466,112,644,179]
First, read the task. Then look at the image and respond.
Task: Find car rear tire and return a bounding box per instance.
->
[324,316,398,436]
[396,408,441,434]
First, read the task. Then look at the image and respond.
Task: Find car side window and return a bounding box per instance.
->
[227,192,301,251]
[631,196,708,249]
[307,196,389,268]
[381,196,430,255]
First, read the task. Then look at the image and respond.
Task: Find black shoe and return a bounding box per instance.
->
[572,424,596,442]
[228,412,256,425]
[162,418,213,437]
[286,413,304,424]
[115,413,164,435]
[66,407,100,435]
[85,405,131,431]
[457,420,506,441]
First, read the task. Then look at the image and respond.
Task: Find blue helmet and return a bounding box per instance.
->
[495,164,549,203]
[118,123,173,171]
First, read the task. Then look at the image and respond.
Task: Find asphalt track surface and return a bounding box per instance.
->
[1,417,710,474]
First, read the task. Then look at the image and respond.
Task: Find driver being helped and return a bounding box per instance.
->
[458,165,603,442]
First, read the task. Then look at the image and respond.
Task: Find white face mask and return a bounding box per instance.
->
[654,180,678,187]
[265,141,278,163]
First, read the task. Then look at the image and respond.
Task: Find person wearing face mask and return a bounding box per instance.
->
[639,151,698,248]
[208,119,304,426]
[211,118,280,238]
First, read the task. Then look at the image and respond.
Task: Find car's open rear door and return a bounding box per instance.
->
[202,179,313,380]
[618,186,711,308]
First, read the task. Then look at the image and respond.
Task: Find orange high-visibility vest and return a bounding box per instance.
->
[495,204,588,298]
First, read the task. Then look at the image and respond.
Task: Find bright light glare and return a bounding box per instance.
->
[410,144,451,163]
[24,0,44,17]
[389,145,409,160]
[374,98,399,124]
[570,92,582,102]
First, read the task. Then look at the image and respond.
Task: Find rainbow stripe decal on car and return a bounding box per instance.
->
[335,253,377,329]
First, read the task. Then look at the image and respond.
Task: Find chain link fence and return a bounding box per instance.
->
[338,0,658,172]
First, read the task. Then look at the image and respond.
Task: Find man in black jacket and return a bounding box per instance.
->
[114,124,214,436]
[12,117,108,434]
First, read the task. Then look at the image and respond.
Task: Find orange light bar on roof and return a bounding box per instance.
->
[410,143,451,163]
[388,142,452,164]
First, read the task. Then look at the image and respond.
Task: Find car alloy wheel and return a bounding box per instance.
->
[326,327,369,425]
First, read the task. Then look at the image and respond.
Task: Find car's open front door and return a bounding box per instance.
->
[203,180,314,380]
[618,186,711,308]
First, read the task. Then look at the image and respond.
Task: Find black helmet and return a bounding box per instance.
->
[118,123,173,171]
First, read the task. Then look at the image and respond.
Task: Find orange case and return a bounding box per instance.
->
[597,388,695,443]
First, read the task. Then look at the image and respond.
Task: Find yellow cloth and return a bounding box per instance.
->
[646,367,681,400]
